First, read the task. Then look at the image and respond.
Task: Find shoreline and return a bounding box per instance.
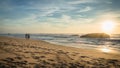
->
[0,36,120,68]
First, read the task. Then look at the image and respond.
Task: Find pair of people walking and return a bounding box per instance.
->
[25,34,30,39]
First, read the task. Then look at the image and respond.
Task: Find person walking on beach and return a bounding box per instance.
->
[25,34,30,39]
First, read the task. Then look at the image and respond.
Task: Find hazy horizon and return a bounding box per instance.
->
[0,0,120,34]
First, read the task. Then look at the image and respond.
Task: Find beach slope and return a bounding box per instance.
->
[0,36,120,68]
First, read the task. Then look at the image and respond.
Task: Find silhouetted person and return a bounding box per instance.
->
[25,34,27,39]
[27,34,30,39]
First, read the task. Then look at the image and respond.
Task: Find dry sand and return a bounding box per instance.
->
[0,36,120,68]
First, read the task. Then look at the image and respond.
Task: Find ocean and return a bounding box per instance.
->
[0,33,120,52]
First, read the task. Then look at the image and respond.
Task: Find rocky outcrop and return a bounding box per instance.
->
[80,33,110,38]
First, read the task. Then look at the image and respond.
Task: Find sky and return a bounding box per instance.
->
[0,0,120,34]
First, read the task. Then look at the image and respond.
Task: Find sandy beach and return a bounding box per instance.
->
[0,36,120,68]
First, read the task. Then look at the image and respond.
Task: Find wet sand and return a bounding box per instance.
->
[0,36,120,68]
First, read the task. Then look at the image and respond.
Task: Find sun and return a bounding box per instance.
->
[101,20,116,34]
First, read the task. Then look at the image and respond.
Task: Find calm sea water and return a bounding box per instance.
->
[0,33,120,51]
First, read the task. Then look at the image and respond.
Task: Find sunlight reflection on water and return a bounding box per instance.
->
[100,46,111,53]
[97,45,118,53]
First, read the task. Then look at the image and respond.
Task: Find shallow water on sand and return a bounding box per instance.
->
[0,34,120,52]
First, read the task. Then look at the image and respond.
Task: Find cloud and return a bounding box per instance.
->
[95,12,120,21]
[68,0,96,5]
[0,14,38,26]
[106,1,112,4]
[77,6,92,13]
[46,15,94,25]
[39,7,60,16]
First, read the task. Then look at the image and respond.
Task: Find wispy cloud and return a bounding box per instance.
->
[40,7,60,17]
[46,15,94,25]
[68,0,96,5]
[77,6,92,13]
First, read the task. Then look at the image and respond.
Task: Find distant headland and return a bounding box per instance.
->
[80,33,110,38]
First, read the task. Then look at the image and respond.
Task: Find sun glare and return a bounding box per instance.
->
[101,47,111,53]
[101,20,116,34]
